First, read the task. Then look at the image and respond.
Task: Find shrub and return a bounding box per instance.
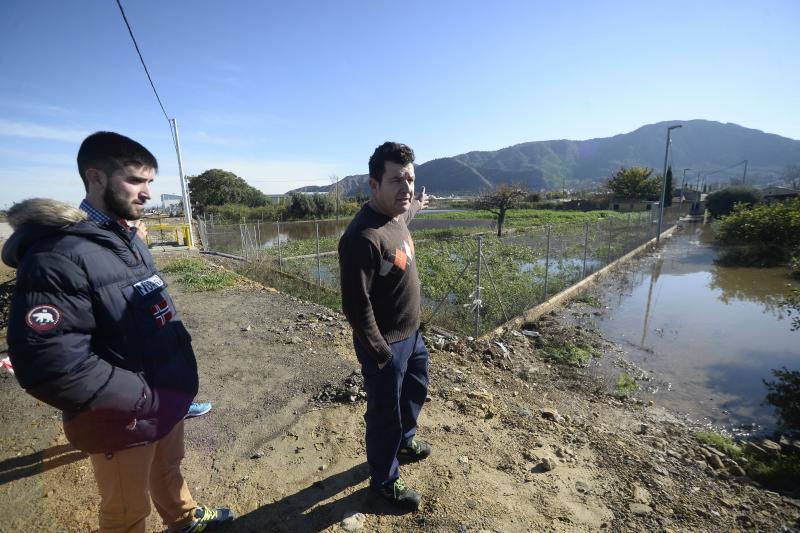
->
[705,186,761,218]
[715,197,800,265]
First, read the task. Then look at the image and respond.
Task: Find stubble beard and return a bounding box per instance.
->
[103,183,142,221]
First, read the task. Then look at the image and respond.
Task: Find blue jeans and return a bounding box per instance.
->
[354,330,429,487]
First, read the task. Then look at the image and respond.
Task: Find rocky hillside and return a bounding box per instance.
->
[290,120,800,196]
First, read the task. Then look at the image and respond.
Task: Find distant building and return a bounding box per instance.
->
[760,186,800,203]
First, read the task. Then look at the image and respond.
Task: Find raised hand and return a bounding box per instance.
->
[418,186,429,209]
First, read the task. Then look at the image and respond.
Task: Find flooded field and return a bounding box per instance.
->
[591,224,799,435]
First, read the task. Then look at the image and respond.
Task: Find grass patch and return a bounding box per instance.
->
[540,342,592,367]
[615,373,639,397]
[162,258,240,291]
[695,431,743,459]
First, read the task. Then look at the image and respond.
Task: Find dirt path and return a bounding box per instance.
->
[1,255,799,532]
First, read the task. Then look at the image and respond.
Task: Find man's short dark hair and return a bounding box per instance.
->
[368,142,415,183]
[77,131,158,189]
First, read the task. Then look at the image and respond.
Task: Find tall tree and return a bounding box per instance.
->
[476,184,527,236]
[664,166,674,207]
[187,169,268,212]
[607,166,660,200]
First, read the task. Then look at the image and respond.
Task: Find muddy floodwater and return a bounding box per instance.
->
[591,223,799,435]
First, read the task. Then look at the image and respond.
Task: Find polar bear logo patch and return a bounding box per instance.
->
[25,305,63,332]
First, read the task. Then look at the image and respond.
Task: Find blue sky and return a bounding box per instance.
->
[1,0,798,207]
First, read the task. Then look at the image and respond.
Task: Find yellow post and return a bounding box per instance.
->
[182,225,190,246]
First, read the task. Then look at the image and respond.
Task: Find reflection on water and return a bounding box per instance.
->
[592,224,799,434]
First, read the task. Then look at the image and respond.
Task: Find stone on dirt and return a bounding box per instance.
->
[341,512,366,531]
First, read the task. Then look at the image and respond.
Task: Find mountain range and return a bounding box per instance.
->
[289,120,800,196]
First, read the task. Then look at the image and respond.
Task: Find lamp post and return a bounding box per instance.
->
[657,125,682,244]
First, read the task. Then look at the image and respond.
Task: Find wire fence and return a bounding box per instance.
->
[196,206,682,336]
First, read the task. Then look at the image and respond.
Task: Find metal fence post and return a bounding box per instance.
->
[543,225,551,300]
[256,221,261,257]
[276,221,283,271]
[239,224,246,260]
[474,235,482,338]
[581,220,589,279]
[316,222,322,286]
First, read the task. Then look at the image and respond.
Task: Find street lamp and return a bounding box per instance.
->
[657,124,682,244]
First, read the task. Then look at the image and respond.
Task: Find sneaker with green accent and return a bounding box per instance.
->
[397,438,432,463]
[372,478,421,511]
[169,505,234,532]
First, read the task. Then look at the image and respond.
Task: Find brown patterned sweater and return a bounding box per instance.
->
[338,200,422,364]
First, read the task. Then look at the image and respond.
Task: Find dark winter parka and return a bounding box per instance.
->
[2,199,198,453]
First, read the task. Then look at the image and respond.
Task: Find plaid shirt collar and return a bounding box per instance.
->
[79,199,112,224]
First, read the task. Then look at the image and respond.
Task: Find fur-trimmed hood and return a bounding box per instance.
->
[2,198,115,269]
[8,198,88,230]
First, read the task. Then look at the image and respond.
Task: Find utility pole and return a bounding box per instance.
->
[170,118,195,248]
[657,124,682,244]
[742,159,748,184]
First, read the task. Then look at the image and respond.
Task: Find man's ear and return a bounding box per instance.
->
[85,168,107,189]
[368,177,379,194]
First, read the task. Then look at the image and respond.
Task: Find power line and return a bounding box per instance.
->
[702,160,748,178]
[115,0,171,124]
[114,0,195,247]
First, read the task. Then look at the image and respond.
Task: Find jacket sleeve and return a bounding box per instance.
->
[402,198,422,224]
[338,235,393,364]
[8,251,150,416]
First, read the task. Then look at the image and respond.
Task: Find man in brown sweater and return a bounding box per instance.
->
[338,142,430,510]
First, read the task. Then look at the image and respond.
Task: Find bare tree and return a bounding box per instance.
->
[476,184,527,236]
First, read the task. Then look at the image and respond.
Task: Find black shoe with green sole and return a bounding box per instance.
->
[397,438,432,464]
[372,478,421,511]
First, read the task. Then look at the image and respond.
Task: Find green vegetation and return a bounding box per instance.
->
[705,186,761,218]
[283,192,359,220]
[695,431,743,459]
[715,197,800,266]
[205,202,285,222]
[694,430,800,493]
[540,342,593,367]
[615,373,639,397]
[221,210,660,336]
[663,166,673,207]
[764,367,800,432]
[782,288,800,332]
[188,169,269,211]
[746,454,800,493]
[418,208,619,227]
[162,257,240,291]
[606,166,660,200]
[205,197,361,223]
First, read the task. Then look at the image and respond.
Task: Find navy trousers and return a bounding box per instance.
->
[354,330,429,488]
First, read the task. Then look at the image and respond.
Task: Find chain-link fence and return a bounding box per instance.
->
[196,206,682,336]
